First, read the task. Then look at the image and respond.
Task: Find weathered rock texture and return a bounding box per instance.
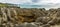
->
[0,7,60,27]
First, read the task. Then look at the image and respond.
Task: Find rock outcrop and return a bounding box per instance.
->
[0,7,60,27]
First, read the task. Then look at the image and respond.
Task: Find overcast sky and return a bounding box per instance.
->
[0,0,60,9]
[0,0,60,4]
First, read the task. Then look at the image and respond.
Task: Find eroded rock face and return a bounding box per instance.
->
[17,22,38,27]
[35,17,52,24]
[0,7,60,27]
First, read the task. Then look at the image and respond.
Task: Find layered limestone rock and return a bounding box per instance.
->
[0,7,60,27]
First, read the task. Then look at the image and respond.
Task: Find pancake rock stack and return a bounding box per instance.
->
[0,7,60,27]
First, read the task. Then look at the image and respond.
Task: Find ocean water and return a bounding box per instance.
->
[19,5,59,10]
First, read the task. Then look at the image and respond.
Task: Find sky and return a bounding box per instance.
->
[0,0,60,9]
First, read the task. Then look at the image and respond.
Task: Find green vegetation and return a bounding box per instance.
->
[0,3,9,7]
[0,3,20,8]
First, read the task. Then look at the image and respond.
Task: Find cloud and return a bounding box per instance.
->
[32,0,40,3]
[0,0,60,5]
[0,0,60,9]
[0,0,32,4]
[20,0,60,9]
[0,0,60,4]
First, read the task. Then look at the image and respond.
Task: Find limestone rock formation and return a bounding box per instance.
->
[0,7,60,27]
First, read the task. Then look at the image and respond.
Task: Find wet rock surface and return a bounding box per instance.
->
[0,7,60,27]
